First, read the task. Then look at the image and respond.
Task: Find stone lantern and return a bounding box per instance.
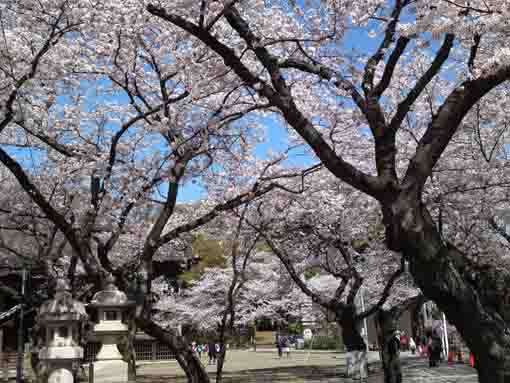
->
[37,279,88,383]
[89,274,134,383]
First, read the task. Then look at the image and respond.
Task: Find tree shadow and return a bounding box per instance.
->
[137,359,477,383]
[137,365,344,383]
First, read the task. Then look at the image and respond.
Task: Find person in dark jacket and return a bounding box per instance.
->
[208,341,217,364]
[276,335,283,358]
[428,333,443,367]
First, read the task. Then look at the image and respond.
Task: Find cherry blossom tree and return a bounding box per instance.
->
[241,169,420,381]
[147,1,510,380]
[0,2,316,381]
[155,239,312,382]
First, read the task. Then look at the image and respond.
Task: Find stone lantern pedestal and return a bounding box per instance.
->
[37,279,88,383]
[89,275,134,383]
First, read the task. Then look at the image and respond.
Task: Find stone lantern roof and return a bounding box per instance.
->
[90,274,134,308]
[38,279,87,323]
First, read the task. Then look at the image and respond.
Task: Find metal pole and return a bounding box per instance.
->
[442,313,449,360]
[360,288,368,348]
[16,269,26,383]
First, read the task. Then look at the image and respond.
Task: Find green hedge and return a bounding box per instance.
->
[304,335,343,350]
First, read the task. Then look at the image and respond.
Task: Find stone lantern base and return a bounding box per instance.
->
[92,337,129,383]
[92,360,128,383]
[39,347,83,383]
[48,367,74,383]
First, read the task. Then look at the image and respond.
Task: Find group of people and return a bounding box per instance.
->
[395,330,443,367]
[191,341,224,365]
[275,335,292,358]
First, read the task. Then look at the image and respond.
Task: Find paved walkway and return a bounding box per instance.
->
[136,351,479,383]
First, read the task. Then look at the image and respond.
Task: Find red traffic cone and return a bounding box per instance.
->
[469,353,475,368]
[448,351,454,365]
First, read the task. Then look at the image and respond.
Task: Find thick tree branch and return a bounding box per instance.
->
[489,216,510,245]
[362,0,409,95]
[389,34,455,132]
[0,5,76,134]
[373,36,410,98]
[258,232,333,310]
[355,258,406,320]
[403,63,510,191]
[468,33,481,74]
[147,4,383,198]
[278,58,367,113]
[15,121,81,158]
[0,147,103,283]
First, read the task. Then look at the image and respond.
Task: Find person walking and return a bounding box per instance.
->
[276,335,283,358]
[428,332,442,367]
[208,341,217,365]
[409,336,416,355]
[400,332,408,351]
[197,343,203,359]
[282,337,291,358]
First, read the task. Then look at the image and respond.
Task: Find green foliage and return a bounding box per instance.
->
[287,322,304,335]
[351,239,369,253]
[304,267,320,280]
[255,318,275,331]
[304,335,343,350]
[254,242,271,253]
[180,235,227,284]
[180,270,202,284]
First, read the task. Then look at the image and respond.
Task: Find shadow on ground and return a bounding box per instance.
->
[138,365,341,383]
[137,364,386,383]
[137,358,476,383]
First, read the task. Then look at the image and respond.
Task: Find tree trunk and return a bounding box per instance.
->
[390,197,510,382]
[476,355,510,383]
[135,318,210,383]
[376,309,402,383]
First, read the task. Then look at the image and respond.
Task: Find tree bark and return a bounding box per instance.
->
[376,309,402,383]
[391,197,510,382]
[135,318,210,383]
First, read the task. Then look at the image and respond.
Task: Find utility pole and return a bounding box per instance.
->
[442,313,449,360]
[16,268,26,383]
[359,287,368,348]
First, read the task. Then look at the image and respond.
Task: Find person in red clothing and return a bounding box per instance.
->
[400,332,408,351]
